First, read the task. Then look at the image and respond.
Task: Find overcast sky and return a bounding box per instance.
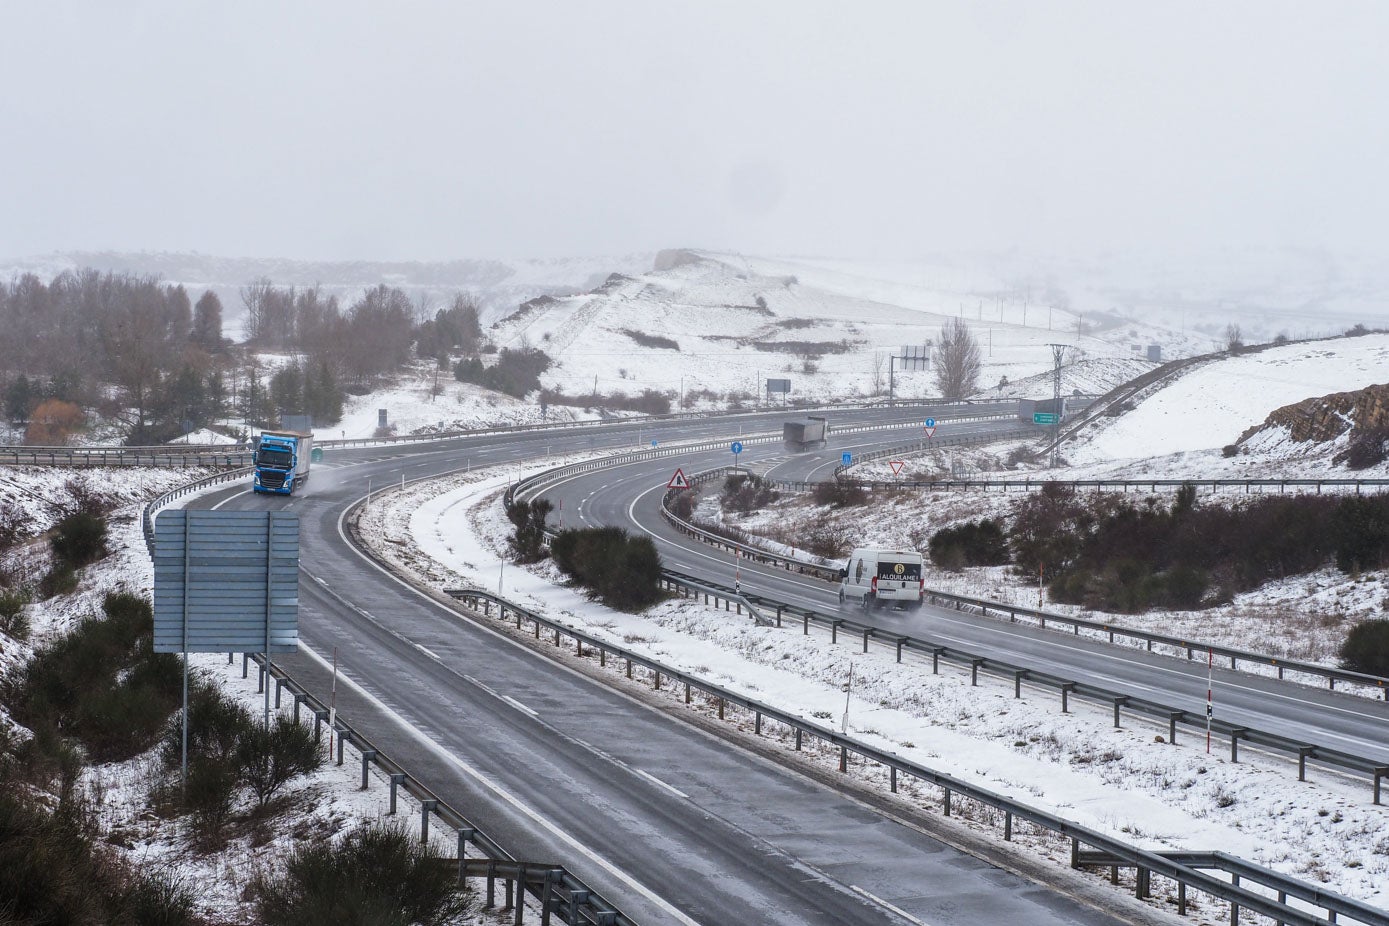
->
[2,1,1386,263]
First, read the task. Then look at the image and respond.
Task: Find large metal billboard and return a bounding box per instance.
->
[153,510,299,654]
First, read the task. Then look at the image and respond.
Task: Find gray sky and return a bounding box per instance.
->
[2,1,1386,262]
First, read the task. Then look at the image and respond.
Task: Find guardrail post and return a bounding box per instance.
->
[576,636,583,656]
[336,729,346,765]
[313,709,328,744]
[1004,810,1012,841]
[1231,873,1241,924]
[839,746,847,772]
[890,767,897,793]
[293,693,303,725]
[1230,729,1246,762]
[242,652,249,678]
[795,728,802,751]
[274,678,285,709]
[1136,866,1149,900]
[755,711,762,735]
[1061,682,1075,713]
[419,799,437,843]
[1113,696,1128,728]
[457,829,474,882]
[1013,670,1027,698]
[389,773,407,813]
[718,697,725,720]
[1298,747,1313,782]
[684,682,691,704]
[1375,767,1386,805]
[971,659,983,686]
[513,865,525,924]
[931,647,943,674]
[896,638,907,663]
[486,860,497,908]
[533,619,540,640]
[553,627,560,647]
[831,621,840,644]
[653,671,661,690]
[775,606,783,627]
[1070,838,1078,868]
[625,659,632,679]
[803,613,810,635]
[1177,880,1186,915]
[862,627,871,653]
[1169,713,1180,745]
[943,788,951,816]
[360,749,377,789]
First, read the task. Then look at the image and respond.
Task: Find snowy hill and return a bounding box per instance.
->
[1067,334,1389,466]
[492,250,1176,404]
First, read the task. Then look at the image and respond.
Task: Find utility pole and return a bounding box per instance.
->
[1047,343,1066,468]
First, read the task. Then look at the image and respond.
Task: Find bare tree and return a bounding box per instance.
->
[240,277,273,343]
[934,318,981,399]
[869,351,886,395]
[1224,323,1244,353]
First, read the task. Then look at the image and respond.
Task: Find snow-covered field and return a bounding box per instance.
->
[354,461,1389,911]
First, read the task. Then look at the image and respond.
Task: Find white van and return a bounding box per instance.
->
[838,548,925,609]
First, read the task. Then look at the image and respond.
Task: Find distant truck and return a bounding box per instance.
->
[253,430,313,495]
[783,416,829,452]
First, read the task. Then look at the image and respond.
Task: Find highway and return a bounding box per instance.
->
[179,404,1158,926]
[527,433,1389,775]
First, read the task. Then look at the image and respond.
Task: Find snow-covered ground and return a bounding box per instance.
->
[1069,334,1389,464]
[0,472,509,925]
[354,461,1389,911]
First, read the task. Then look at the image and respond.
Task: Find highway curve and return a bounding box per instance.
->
[177,405,1155,926]
[530,431,1389,778]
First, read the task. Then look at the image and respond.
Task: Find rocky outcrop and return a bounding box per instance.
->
[1239,383,1389,444]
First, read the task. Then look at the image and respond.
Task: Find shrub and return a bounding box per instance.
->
[550,526,663,611]
[50,511,108,568]
[254,822,470,926]
[928,519,1009,568]
[38,564,78,598]
[668,489,695,521]
[237,717,323,806]
[23,398,83,445]
[620,329,680,351]
[454,347,551,398]
[812,479,868,508]
[0,589,30,640]
[1331,496,1389,574]
[1334,428,1389,470]
[1340,619,1389,676]
[721,473,778,514]
[506,498,553,564]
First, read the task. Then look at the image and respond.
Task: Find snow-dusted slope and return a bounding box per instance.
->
[492,251,1161,403]
[1069,334,1389,464]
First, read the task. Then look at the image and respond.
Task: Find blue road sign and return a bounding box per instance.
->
[651,439,659,448]
[731,441,743,454]
[842,452,852,466]
[924,417,936,428]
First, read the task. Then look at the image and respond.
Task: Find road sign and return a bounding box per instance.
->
[924,417,936,428]
[1033,412,1059,425]
[730,441,743,455]
[667,468,690,489]
[841,452,852,466]
[923,426,937,438]
[889,460,905,475]
[650,439,658,448]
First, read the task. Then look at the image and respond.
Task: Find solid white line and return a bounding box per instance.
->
[633,768,688,799]
[415,643,440,661]
[210,488,251,510]
[850,885,933,926]
[298,644,703,926]
[501,695,539,717]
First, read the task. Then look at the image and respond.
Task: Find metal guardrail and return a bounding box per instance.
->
[443,585,1386,926]
[141,473,636,926]
[660,569,1389,803]
[3,396,1004,467]
[660,468,1389,701]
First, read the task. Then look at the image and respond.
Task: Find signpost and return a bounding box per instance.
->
[731,441,743,468]
[154,510,300,788]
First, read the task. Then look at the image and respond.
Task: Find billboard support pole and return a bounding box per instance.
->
[264,513,274,730]
[181,513,190,793]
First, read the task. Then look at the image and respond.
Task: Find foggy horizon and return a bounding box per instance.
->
[3,2,1387,266]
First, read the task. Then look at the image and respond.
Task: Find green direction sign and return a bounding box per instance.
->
[1033,413,1059,425]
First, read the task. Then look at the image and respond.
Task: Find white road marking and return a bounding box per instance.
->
[633,768,688,799]
[850,885,933,926]
[502,695,539,717]
[415,643,440,660]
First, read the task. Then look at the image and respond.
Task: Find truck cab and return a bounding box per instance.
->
[253,430,313,495]
[838,548,925,610]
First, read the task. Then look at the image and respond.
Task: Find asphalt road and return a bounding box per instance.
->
[179,404,1152,926]
[528,434,1389,776]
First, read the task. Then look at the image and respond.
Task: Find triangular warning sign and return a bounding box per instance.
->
[667,468,690,489]
[889,460,905,476]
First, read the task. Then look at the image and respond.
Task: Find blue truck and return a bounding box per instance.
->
[252,430,313,495]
